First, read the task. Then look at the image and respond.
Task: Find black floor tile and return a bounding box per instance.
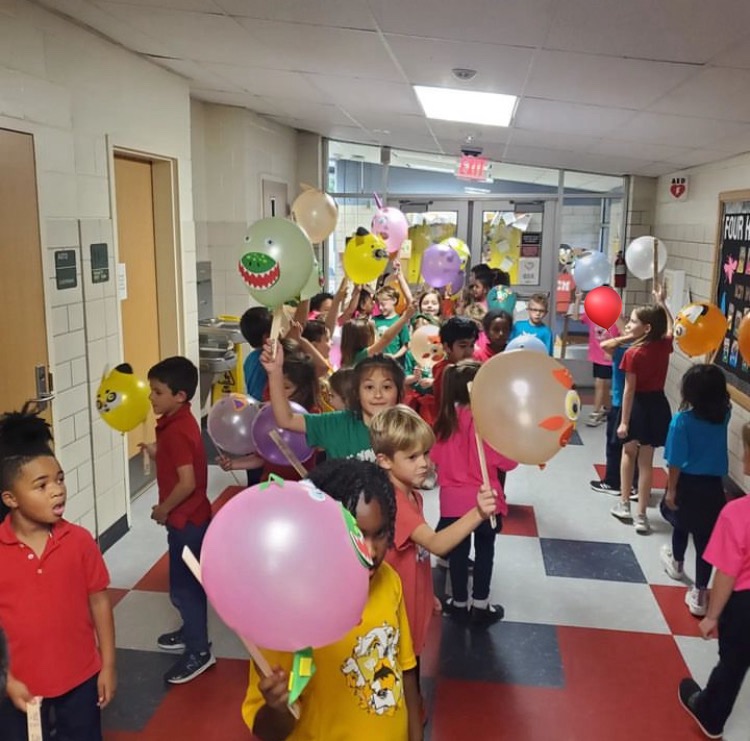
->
[540,538,646,583]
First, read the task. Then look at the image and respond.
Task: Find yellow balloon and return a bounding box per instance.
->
[442,237,470,270]
[291,187,338,243]
[343,229,388,284]
[96,364,151,433]
[471,352,581,465]
[410,324,445,369]
[673,302,726,357]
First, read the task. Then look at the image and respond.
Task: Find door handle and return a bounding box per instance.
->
[32,365,55,411]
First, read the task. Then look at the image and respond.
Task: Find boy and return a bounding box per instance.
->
[508,293,554,355]
[240,306,273,401]
[433,316,480,405]
[242,459,423,741]
[141,357,215,684]
[678,421,750,739]
[374,285,410,362]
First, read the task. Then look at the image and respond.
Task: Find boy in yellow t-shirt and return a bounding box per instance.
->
[242,459,422,741]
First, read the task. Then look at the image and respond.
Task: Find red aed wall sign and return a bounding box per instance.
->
[669,176,689,201]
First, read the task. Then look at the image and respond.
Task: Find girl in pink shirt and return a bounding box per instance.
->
[430,360,517,624]
[581,310,620,427]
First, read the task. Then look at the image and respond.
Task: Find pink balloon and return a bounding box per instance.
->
[201,479,370,650]
[371,207,409,256]
[251,402,314,465]
[329,330,342,370]
[207,393,259,455]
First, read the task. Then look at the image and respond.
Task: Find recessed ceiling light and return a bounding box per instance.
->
[413,85,517,127]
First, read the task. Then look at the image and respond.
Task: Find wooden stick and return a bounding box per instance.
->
[142,420,151,476]
[652,236,659,287]
[26,698,42,741]
[206,430,244,487]
[474,430,497,530]
[270,306,284,360]
[181,547,301,719]
[269,430,308,478]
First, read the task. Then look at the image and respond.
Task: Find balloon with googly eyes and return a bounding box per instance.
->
[96,363,150,433]
[343,227,388,284]
[238,217,315,307]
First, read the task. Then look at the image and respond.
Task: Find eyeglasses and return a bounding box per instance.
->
[528,308,546,314]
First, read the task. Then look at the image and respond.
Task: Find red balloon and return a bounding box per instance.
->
[584,286,622,329]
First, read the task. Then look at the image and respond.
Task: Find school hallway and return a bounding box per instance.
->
[101,400,750,741]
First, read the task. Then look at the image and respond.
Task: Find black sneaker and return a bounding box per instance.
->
[678,678,723,739]
[590,480,619,495]
[470,603,505,626]
[442,597,470,621]
[164,650,216,684]
[157,629,186,651]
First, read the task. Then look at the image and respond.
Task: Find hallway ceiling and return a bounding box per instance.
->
[40,0,750,177]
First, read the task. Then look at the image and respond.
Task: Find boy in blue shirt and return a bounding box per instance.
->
[508,293,554,355]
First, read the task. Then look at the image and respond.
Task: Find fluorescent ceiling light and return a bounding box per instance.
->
[413,85,517,127]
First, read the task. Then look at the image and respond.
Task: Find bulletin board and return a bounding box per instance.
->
[713,189,750,409]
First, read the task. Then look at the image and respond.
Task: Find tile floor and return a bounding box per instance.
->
[101,408,750,740]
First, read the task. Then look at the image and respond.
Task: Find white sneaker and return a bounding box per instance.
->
[685,587,708,617]
[660,545,684,580]
[610,500,632,521]
[585,410,607,427]
[634,513,651,534]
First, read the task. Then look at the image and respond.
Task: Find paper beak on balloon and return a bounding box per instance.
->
[239,252,280,291]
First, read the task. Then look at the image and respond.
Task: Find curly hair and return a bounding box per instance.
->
[306,459,396,548]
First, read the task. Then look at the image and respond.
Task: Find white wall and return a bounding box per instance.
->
[1,0,196,537]
[653,154,750,483]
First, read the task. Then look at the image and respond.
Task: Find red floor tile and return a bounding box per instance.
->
[420,610,443,679]
[503,504,538,537]
[108,587,130,609]
[651,584,704,638]
[592,463,668,490]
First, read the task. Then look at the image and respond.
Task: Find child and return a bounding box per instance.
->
[678,421,750,740]
[242,459,423,741]
[340,301,416,368]
[0,404,115,739]
[374,285,410,362]
[328,367,354,411]
[508,293,554,355]
[240,306,273,401]
[431,361,518,623]
[418,288,441,318]
[308,291,333,320]
[473,309,513,362]
[467,273,491,312]
[661,364,730,617]
[432,316,480,406]
[263,341,404,461]
[370,406,497,654]
[141,357,215,683]
[611,286,673,534]
[403,314,439,426]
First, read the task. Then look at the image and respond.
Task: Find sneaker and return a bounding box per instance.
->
[660,545,684,580]
[634,513,651,534]
[629,487,640,501]
[470,603,504,626]
[442,597,469,621]
[164,650,216,684]
[610,500,632,521]
[590,480,619,495]
[585,410,607,427]
[685,587,708,617]
[157,629,186,651]
[678,678,723,739]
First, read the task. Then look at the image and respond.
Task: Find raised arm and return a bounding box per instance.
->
[260,340,307,433]
[654,282,673,338]
[367,301,417,357]
[392,260,413,303]
[338,285,361,326]
[325,277,349,336]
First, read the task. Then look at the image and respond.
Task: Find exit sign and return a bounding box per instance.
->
[456,154,491,181]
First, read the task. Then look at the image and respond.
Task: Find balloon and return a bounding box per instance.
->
[421,242,462,288]
[342,229,388,284]
[410,324,446,369]
[251,402,314,466]
[673,302,726,357]
[371,207,409,256]
[584,286,622,330]
[471,352,581,465]
[291,187,338,243]
[739,316,750,364]
[238,217,314,307]
[207,393,260,455]
[487,285,517,315]
[572,251,611,291]
[329,327,342,370]
[385,274,408,314]
[96,363,150,433]
[625,236,668,280]
[505,335,547,353]
[442,237,470,270]
[201,478,371,651]
[299,257,323,301]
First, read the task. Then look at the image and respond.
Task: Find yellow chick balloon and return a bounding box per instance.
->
[342,227,388,284]
[96,363,151,433]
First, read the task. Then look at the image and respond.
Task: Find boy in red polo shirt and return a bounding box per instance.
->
[432,317,479,407]
[0,404,115,740]
[141,356,214,684]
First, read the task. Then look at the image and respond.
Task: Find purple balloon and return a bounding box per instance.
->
[207,393,259,455]
[421,243,462,288]
[251,402,314,465]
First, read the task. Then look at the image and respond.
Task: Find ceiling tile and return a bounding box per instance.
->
[343,112,432,137]
[99,0,225,11]
[588,139,695,162]
[509,128,602,152]
[427,120,510,146]
[191,89,290,116]
[633,162,679,177]
[307,75,421,116]
[609,111,749,148]
[200,65,330,102]
[525,50,697,109]
[215,0,376,29]
[152,58,244,91]
[514,99,636,136]
[384,36,534,95]
[710,37,750,70]
[368,0,556,47]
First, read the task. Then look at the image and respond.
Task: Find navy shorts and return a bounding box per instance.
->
[592,362,613,380]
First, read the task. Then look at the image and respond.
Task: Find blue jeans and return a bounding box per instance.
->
[0,673,102,741]
[167,521,210,654]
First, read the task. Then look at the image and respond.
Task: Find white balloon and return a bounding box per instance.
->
[625,236,668,280]
[505,334,547,354]
[572,252,611,291]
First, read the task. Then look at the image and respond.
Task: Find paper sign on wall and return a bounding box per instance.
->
[117,262,128,300]
[518,257,540,285]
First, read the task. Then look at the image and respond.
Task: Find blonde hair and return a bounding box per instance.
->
[369,404,435,459]
[376,285,399,303]
[529,293,549,311]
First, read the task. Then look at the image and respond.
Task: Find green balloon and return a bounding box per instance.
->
[299,258,322,301]
[238,218,314,307]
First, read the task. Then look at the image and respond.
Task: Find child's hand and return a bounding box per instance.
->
[285,320,303,343]
[335,276,349,297]
[97,664,117,708]
[699,616,719,640]
[151,504,169,526]
[616,423,628,439]
[138,442,156,459]
[476,485,497,520]
[664,489,677,510]
[216,452,234,471]
[6,675,35,713]
[653,282,666,305]
[404,300,418,321]
[260,338,285,374]
[413,366,423,381]
[258,666,290,712]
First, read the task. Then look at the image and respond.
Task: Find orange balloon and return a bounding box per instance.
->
[673,303,726,357]
[385,274,408,314]
[739,316,750,364]
[471,352,581,465]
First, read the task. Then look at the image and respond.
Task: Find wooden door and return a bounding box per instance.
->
[114,156,160,466]
[0,129,51,423]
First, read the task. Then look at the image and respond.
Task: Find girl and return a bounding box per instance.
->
[430,361,517,623]
[611,285,673,534]
[418,288,441,318]
[473,309,513,362]
[661,364,730,617]
[262,341,405,461]
[328,367,354,411]
[340,301,416,368]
